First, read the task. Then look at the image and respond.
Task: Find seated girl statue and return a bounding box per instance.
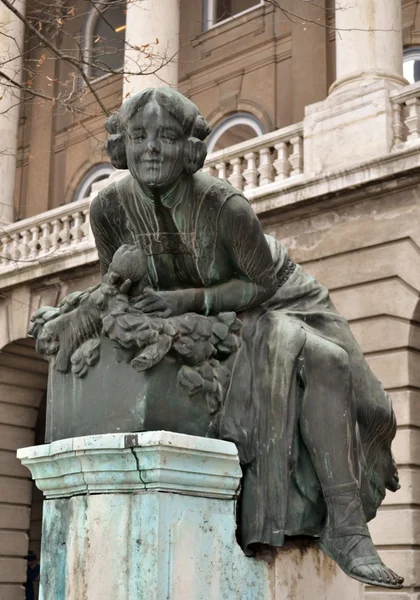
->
[90,87,403,589]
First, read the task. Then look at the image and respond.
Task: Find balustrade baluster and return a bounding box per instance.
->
[258,148,274,186]
[228,157,244,190]
[20,230,30,260]
[50,219,61,252]
[40,223,51,255]
[215,162,227,180]
[405,98,420,142]
[243,152,258,190]
[29,227,40,260]
[61,216,71,246]
[71,211,83,245]
[202,164,217,177]
[289,136,303,176]
[273,142,291,180]
[0,235,11,265]
[392,102,405,146]
[10,233,21,261]
[81,209,90,242]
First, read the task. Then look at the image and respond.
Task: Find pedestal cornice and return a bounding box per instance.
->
[17,431,242,499]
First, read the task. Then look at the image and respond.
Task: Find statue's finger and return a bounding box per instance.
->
[135,298,154,310]
[141,301,164,313]
[120,279,132,294]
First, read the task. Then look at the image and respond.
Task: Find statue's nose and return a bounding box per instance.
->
[147,137,160,153]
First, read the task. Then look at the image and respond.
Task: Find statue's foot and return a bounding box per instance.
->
[319,482,404,589]
[319,529,404,588]
[385,452,400,492]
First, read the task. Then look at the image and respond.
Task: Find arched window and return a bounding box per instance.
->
[403,48,420,84]
[206,113,264,152]
[84,2,126,80]
[74,164,115,202]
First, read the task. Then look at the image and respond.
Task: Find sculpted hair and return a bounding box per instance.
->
[104,88,212,174]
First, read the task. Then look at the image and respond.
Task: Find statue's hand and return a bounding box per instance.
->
[135,289,203,318]
[134,290,180,318]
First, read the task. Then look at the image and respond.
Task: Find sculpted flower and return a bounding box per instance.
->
[108,244,149,295]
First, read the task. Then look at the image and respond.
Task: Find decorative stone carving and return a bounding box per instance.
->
[29,88,404,589]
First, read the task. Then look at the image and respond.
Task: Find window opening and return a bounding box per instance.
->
[206,113,264,152]
[204,0,262,30]
[74,165,115,202]
[403,49,420,84]
[85,2,126,80]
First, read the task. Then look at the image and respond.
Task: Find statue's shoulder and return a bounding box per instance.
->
[90,173,132,223]
[192,171,247,206]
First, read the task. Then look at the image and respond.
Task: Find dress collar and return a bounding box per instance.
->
[133,173,190,209]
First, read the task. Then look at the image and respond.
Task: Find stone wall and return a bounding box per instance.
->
[0,341,47,600]
[261,174,420,600]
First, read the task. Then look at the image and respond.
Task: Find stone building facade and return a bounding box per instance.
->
[0,0,420,598]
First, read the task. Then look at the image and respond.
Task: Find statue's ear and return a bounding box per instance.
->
[105,113,128,170]
[105,134,128,170]
[183,137,208,174]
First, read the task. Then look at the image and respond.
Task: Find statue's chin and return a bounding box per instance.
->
[135,173,180,190]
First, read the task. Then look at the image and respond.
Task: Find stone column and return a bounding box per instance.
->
[331,0,405,94]
[18,431,364,600]
[303,0,407,174]
[123,0,180,99]
[0,0,26,225]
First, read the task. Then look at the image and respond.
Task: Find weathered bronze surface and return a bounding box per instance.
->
[30,88,403,589]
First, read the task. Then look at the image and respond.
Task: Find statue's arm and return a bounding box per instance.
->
[136,195,277,317]
[201,195,277,314]
[90,186,133,276]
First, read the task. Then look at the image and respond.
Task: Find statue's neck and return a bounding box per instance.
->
[134,174,189,208]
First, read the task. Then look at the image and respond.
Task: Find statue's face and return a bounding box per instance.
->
[125,100,185,187]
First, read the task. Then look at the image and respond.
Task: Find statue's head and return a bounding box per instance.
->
[105,88,211,187]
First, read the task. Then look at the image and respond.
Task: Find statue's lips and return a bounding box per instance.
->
[142,160,161,167]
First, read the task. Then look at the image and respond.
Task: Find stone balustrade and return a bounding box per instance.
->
[391,81,420,147]
[202,122,304,191]
[0,199,93,273]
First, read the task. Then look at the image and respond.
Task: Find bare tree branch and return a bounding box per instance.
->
[1,0,110,115]
[0,68,55,102]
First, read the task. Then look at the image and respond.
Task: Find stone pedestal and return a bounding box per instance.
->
[18,432,364,600]
[304,79,398,174]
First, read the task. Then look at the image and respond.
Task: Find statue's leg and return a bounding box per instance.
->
[299,333,403,589]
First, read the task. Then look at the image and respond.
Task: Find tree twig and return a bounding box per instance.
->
[0,0,110,115]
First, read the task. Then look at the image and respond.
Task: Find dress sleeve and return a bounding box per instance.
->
[90,184,133,275]
[202,194,277,314]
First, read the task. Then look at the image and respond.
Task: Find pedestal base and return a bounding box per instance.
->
[18,432,364,600]
[304,78,401,175]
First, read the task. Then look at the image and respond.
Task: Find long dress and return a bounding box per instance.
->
[90,170,397,552]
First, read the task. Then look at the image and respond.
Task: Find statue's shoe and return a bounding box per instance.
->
[318,482,404,589]
[319,530,403,588]
[384,452,400,492]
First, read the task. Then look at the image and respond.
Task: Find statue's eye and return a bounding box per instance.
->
[133,131,146,142]
[161,130,178,142]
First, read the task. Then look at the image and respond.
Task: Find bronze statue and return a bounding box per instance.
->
[30,88,403,589]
